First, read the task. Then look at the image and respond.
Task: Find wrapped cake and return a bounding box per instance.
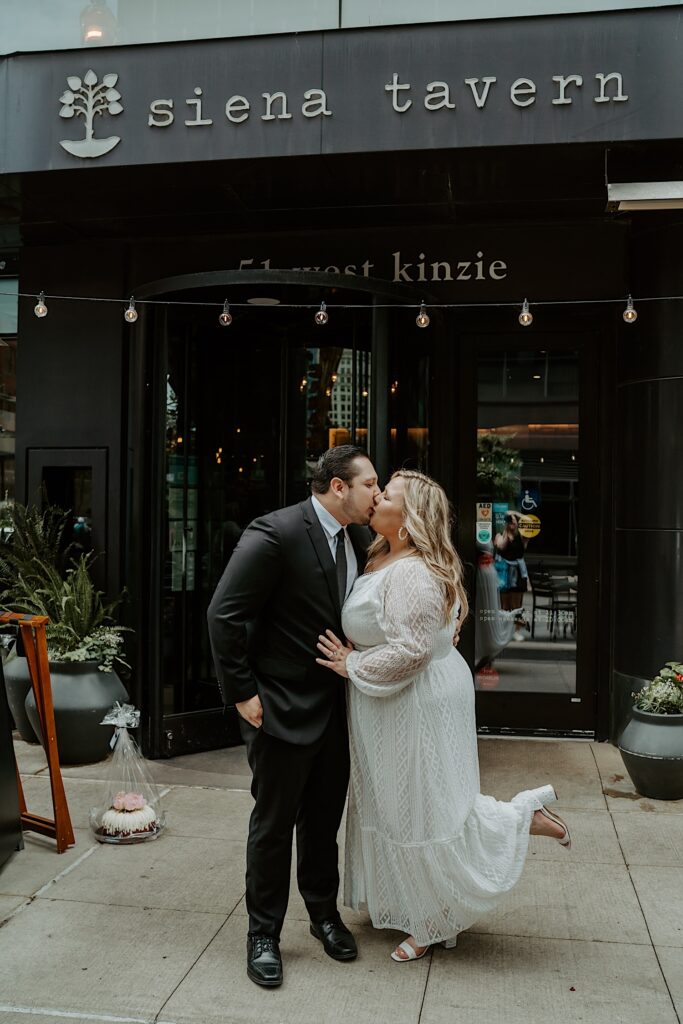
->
[90,703,166,844]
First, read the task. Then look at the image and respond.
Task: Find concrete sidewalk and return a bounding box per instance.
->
[1,737,682,1024]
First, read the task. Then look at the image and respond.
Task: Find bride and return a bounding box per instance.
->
[316,470,571,962]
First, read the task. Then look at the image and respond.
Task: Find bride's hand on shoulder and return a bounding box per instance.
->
[316,628,354,679]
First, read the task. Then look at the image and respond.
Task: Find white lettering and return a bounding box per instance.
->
[324,266,340,273]
[226,95,250,123]
[344,264,357,275]
[261,92,292,121]
[424,82,455,111]
[185,87,213,126]
[301,89,332,118]
[464,77,497,109]
[360,260,374,277]
[552,74,583,105]
[148,98,174,127]
[510,78,536,107]
[594,72,628,103]
[238,258,254,269]
[456,262,472,281]
[489,260,507,280]
[431,261,453,282]
[474,251,485,281]
[385,73,412,113]
[392,251,413,282]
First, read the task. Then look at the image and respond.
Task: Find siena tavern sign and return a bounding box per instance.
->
[57,66,628,159]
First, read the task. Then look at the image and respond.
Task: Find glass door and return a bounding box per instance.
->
[459,332,599,736]
[156,301,373,756]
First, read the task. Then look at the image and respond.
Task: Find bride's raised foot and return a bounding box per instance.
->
[531,806,572,850]
[390,936,430,962]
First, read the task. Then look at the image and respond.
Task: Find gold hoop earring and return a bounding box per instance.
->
[398,526,408,542]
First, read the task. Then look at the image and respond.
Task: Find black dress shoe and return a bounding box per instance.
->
[247,934,283,987]
[309,917,358,961]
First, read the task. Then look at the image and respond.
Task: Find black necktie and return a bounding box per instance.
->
[335,528,348,606]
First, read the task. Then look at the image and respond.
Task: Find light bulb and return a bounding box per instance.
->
[124,296,138,323]
[219,300,232,326]
[315,301,329,325]
[416,302,430,328]
[519,298,533,327]
[623,294,638,323]
[34,292,48,318]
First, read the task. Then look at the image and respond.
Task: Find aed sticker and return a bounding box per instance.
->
[519,514,541,539]
[476,502,492,520]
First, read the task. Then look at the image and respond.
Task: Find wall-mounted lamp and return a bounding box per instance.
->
[80,1,117,46]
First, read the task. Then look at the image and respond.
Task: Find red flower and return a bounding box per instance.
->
[677,673,683,682]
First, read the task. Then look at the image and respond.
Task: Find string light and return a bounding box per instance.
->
[416,302,430,328]
[623,294,638,323]
[124,296,138,323]
[218,299,232,326]
[19,289,672,324]
[519,298,533,327]
[34,292,48,318]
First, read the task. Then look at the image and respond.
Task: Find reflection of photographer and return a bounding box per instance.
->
[494,511,530,619]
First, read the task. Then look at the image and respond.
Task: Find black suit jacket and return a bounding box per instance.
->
[207,498,372,745]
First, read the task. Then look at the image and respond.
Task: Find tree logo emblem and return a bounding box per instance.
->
[59,70,123,158]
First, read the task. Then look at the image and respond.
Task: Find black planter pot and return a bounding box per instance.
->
[618,706,683,801]
[3,649,39,743]
[25,662,128,765]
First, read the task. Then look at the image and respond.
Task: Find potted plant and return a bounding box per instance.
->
[618,661,683,800]
[0,502,73,742]
[2,508,130,764]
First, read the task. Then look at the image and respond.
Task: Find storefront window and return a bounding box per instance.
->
[474,348,579,696]
[388,322,430,472]
[285,325,372,504]
[0,1,338,53]
[2,0,676,53]
[0,277,17,507]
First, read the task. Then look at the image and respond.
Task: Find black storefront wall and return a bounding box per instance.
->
[611,222,683,741]
[17,215,626,746]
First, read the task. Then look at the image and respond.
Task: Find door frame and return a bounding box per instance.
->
[441,307,613,738]
[128,269,426,757]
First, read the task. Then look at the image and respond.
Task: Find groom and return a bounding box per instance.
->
[207,446,379,988]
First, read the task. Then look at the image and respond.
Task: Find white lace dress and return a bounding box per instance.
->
[342,557,555,947]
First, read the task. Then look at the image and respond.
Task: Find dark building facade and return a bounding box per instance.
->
[1,5,682,755]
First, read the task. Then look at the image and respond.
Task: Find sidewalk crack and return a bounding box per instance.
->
[153,894,245,1023]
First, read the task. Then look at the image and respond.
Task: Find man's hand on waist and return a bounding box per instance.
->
[235,694,263,728]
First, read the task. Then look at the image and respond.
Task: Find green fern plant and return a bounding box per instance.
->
[0,502,72,592]
[1,505,130,673]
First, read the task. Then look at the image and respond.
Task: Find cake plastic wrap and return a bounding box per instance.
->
[89,703,166,844]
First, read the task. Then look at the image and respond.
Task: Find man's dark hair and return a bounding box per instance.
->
[310,445,369,495]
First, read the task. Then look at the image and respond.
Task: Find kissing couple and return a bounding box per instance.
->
[208,445,571,988]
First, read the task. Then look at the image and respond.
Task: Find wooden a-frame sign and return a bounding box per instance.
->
[2,612,75,853]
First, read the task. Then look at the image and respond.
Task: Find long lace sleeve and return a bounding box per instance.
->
[346,559,445,698]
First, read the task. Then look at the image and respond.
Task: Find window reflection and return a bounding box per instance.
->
[475,349,578,695]
[0,276,17,509]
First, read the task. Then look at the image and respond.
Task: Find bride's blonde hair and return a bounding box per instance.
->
[367,470,469,623]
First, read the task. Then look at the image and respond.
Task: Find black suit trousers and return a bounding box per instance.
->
[240,701,350,938]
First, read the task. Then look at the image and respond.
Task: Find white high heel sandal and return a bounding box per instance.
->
[537,804,572,849]
[391,940,429,962]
